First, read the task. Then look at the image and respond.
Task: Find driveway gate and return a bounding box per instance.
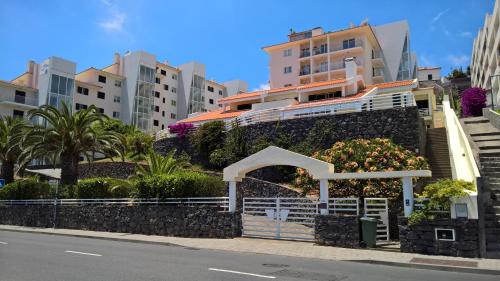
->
[363,198,389,241]
[242,197,359,241]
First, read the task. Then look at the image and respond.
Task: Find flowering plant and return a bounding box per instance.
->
[461,87,486,117]
[295,138,429,199]
[168,123,194,139]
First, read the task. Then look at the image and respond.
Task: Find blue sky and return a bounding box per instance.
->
[0,0,495,90]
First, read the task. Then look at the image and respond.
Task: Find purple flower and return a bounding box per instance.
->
[168,123,194,138]
[461,87,486,117]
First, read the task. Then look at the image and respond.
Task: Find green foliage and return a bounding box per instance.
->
[134,171,225,199]
[134,151,190,177]
[208,122,248,168]
[420,179,475,210]
[190,121,226,167]
[108,178,136,198]
[94,118,135,135]
[292,119,334,155]
[446,67,468,79]
[125,131,154,162]
[295,138,429,198]
[0,116,31,183]
[408,210,434,225]
[76,178,112,198]
[0,177,51,200]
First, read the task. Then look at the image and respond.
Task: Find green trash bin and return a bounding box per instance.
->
[360,216,378,248]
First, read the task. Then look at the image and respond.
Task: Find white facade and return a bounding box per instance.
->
[263,20,416,89]
[0,51,248,132]
[471,0,500,106]
[417,67,441,82]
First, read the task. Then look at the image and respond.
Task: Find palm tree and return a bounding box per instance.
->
[134,150,190,178]
[24,102,123,185]
[0,116,29,183]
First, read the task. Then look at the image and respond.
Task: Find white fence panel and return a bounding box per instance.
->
[364,198,389,241]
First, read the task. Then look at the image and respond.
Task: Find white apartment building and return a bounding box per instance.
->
[263,20,417,89]
[0,51,248,132]
[417,67,441,82]
[471,0,500,107]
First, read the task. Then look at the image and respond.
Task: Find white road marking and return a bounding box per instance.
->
[208,268,276,279]
[64,250,102,257]
[0,241,8,245]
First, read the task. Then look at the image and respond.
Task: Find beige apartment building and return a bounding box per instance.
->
[263,20,416,89]
[471,0,500,107]
[0,51,248,132]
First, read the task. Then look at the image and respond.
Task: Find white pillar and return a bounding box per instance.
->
[228,181,237,213]
[402,177,413,217]
[319,179,329,215]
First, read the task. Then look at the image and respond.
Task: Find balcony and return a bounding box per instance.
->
[330,39,364,53]
[299,68,311,76]
[312,46,328,56]
[330,58,364,71]
[313,65,329,74]
[372,51,385,68]
[300,50,311,58]
[372,68,384,83]
[0,95,38,108]
[418,108,431,117]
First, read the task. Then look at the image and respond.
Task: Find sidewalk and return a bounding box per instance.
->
[1,224,499,273]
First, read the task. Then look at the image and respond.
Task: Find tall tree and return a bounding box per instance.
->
[0,116,29,183]
[24,103,123,185]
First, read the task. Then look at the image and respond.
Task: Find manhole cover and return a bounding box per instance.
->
[262,263,289,268]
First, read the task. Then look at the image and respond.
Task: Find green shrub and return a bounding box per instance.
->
[190,121,226,167]
[76,178,111,198]
[0,177,51,200]
[134,172,225,199]
[108,178,136,198]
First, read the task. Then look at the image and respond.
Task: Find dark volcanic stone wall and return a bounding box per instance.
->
[154,107,423,162]
[399,217,480,257]
[315,215,361,248]
[78,162,140,179]
[0,205,241,239]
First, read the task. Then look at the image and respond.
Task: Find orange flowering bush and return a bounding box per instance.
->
[295,138,429,199]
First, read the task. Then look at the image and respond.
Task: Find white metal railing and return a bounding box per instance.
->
[0,197,229,208]
[328,198,359,215]
[226,92,415,130]
[442,95,480,185]
[0,95,38,106]
[330,58,364,71]
[330,39,364,52]
[418,108,430,117]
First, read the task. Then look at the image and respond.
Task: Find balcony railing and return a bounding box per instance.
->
[373,68,384,77]
[313,65,329,74]
[300,51,311,58]
[418,108,430,117]
[313,47,328,56]
[330,39,364,52]
[226,91,415,129]
[299,69,311,76]
[330,58,364,71]
[0,95,38,106]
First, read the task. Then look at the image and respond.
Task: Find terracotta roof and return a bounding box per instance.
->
[368,79,416,89]
[288,89,372,110]
[178,108,248,123]
[218,91,262,103]
[297,78,347,90]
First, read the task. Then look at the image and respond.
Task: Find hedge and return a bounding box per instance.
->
[0,178,51,200]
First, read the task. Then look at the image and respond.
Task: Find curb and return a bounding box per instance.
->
[1,227,499,275]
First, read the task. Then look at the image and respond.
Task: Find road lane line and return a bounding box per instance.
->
[0,241,7,245]
[208,268,276,279]
[64,250,102,257]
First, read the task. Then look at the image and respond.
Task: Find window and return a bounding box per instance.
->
[114,80,121,87]
[162,97,166,104]
[171,100,176,106]
[113,96,121,103]
[155,77,160,84]
[209,99,214,104]
[427,74,433,80]
[283,48,292,57]
[75,103,88,111]
[155,91,160,98]
[161,124,165,130]
[284,66,292,74]
[97,108,104,114]
[219,90,223,95]
[154,105,160,112]
[164,84,169,91]
[98,75,106,83]
[97,91,105,99]
[172,87,177,93]
[172,74,177,80]
[13,110,24,119]
[14,90,26,103]
[284,84,292,87]
[113,111,120,118]
[342,38,355,49]
[160,69,166,76]
[237,104,252,110]
[77,86,89,95]
[207,86,214,92]
[153,120,159,126]
[162,111,165,117]
[170,113,176,119]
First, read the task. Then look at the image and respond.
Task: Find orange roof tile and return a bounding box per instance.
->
[288,90,371,110]
[218,91,262,102]
[178,109,248,123]
[368,79,416,89]
[297,78,347,90]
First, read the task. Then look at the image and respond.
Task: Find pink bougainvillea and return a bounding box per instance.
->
[461,87,486,117]
[168,123,194,138]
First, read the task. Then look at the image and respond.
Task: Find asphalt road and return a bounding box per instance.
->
[0,230,497,281]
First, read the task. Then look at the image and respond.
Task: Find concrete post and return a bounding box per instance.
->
[319,179,329,215]
[402,177,413,217]
[228,181,236,213]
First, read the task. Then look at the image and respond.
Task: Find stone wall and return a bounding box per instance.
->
[483,108,500,130]
[154,107,423,164]
[78,162,140,179]
[0,205,241,239]
[399,217,480,258]
[235,177,303,210]
[315,215,361,248]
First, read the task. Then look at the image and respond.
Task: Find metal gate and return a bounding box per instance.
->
[363,198,389,241]
[242,197,359,241]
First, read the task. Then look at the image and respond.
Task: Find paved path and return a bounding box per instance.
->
[1,224,499,274]
[0,230,498,281]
